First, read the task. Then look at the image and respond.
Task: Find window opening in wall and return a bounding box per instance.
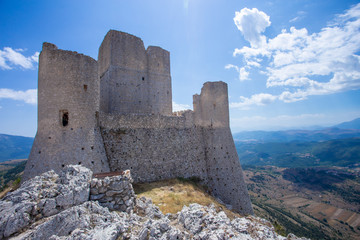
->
[83,84,88,92]
[142,77,145,81]
[60,110,69,127]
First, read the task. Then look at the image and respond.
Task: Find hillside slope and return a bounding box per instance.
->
[0,134,33,162]
[243,166,360,240]
[334,118,360,130]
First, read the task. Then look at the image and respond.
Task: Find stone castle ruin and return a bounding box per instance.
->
[23,30,253,215]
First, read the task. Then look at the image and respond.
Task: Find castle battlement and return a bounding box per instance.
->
[24,30,253,215]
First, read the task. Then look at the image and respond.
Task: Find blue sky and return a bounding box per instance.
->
[1,0,360,137]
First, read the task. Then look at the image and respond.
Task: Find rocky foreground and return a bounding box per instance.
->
[0,165,308,240]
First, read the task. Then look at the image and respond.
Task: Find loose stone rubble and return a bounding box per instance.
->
[0,166,309,240]
[90,170,135,213]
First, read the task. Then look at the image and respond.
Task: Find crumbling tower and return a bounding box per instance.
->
[23,43,109,181]
[98,30,172,115]
[194,82,253,214]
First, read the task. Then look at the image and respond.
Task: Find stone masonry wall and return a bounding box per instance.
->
[100,114,208,183]
[90,170,136,213]
[203,127,254,215]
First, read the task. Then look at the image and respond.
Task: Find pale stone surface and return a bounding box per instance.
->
[90,171,136,213]
[24,29,253,215]
[0,165,92,239]
[12,201,126,240]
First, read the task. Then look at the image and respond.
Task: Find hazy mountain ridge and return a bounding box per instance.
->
[236,138,360,168]
[333,117,360,130]
[0,134,33,162]
[233,118,360,143]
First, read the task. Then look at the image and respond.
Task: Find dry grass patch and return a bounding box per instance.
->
[133,178,242,219]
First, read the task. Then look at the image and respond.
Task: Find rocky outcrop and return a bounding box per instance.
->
[0,165,92,239]
[0,166,308,240]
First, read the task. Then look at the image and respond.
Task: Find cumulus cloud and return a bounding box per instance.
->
[0,47,39,70]
[172,101,191,112]
[233,8,271,48]
[0,88,37,104]
[225,64,250,81]
[228,3,360,109]
[230,93,277,110]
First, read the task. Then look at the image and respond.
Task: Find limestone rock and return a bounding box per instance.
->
[0,165,92,239]
[12,201,126,240]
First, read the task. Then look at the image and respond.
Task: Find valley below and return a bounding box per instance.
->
[243,165,360,239]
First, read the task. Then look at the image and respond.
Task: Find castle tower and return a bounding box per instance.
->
[98,30,172,115]
[193,81,229,128]
[23,43,109,181]
[194,82,254,215]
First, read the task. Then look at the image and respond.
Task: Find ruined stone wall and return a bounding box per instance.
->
[100,113,208,183]
[98,30,172,115]
[23,43,109,181]
[90,170,136,213]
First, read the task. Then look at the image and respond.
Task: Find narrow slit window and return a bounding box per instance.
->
[60,110,69,127]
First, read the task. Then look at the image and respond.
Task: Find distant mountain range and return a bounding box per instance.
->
[0,134,33,162]
[234,118,360,168]
[236,138,360,168]
[234,118,360,143]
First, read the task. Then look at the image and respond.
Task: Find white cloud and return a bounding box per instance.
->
[31,52,40,63]
[173,101,191,112]
[0,47,39,70]
[230,93,277,110]
[225,64,250,81]
[289,11,306,23]
[233,8,271,48]
[225,64,238,71]
[229,3,360,108]
[0,88,37,104]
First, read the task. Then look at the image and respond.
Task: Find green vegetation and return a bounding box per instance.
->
[0,161,26,192]
[252,198,334,239]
